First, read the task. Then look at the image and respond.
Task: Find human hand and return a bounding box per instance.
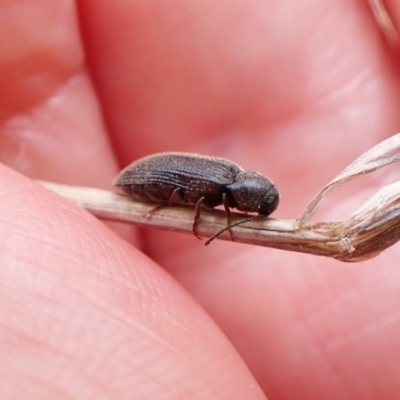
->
[1,1,400,399]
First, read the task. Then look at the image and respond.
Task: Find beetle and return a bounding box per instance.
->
[113,152,280,245]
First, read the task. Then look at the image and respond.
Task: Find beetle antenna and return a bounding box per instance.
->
[205,215,264,246]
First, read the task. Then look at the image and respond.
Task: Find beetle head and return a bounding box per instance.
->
[228,171,280,216]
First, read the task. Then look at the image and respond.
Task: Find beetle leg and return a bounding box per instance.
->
[168,187,183,205]
[222,193,234,241]
[144,204,166,218]
[193,197,206,239]
[144,187,182,218]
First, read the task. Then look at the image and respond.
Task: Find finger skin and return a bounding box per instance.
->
[0,165,266,400]
[0,0,137,244]
[78,0,400,399]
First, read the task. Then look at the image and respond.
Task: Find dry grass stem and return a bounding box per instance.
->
[368,0,400,48]
[39,133,400,262]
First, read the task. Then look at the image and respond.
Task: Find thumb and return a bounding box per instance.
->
[0,165,266,399]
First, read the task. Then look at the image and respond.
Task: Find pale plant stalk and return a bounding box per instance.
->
[39,133,400,263]
[368,0,400,48]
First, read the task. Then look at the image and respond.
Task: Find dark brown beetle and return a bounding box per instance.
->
[114,152,280,245]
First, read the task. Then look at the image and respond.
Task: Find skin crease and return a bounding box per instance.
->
[1,1,400,399]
